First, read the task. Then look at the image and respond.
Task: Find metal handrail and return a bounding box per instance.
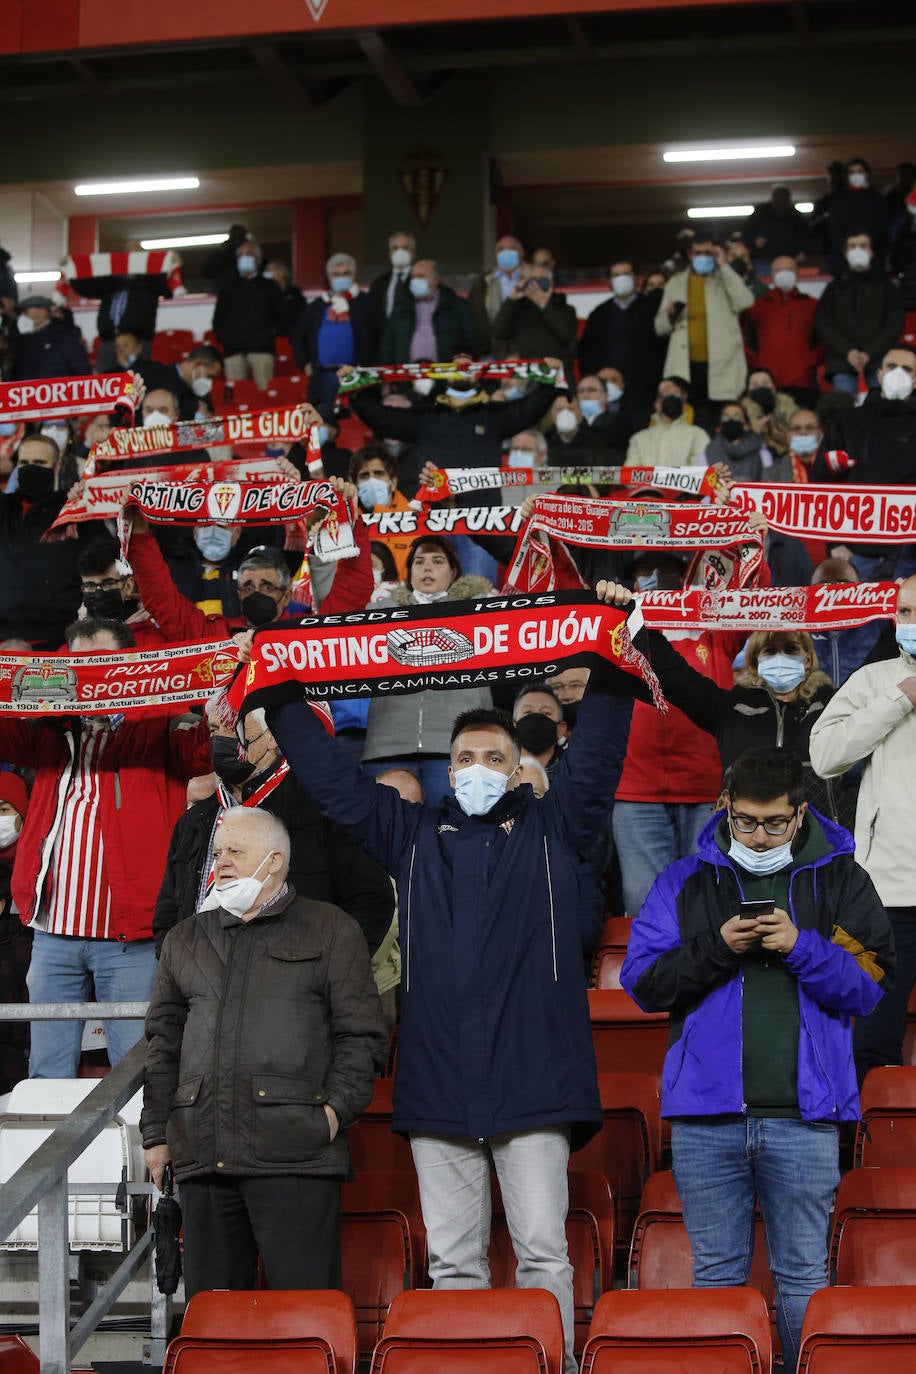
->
[0,1004,170,1373]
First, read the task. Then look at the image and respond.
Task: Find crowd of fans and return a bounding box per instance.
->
[0,153,914,1370]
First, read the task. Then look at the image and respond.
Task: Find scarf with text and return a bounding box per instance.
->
[637,581,898,632]
[48,457,285,530]
[730,482,916,544]
[87,404,316,467]
[416,464,722,503]
[229,593,665,718]
[0,373,137,424]
[337,358,567,394]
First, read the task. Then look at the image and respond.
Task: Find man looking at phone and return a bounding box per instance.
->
[621,745,893,1369]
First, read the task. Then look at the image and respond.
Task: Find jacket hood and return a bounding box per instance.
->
[389,574,496,605]
[696,804,855,868]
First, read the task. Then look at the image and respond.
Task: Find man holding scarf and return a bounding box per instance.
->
[241,580,639,1374]
[293,253,381,409]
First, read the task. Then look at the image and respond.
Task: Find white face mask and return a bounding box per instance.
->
[773,268,797,292]
[881,366,914,402]
[846,245,871,271]
[144,410,173,428]
[555,408,578,436]
[452,763,510,817]
[198,851,273,920]
[849,171,869,189]
[413,378,434,397]
[605,382,624,404]
[0,814,20,849]
[611,274,635,298]
[40,426,66,451]
[191,375,213,398]
[391,247,412,270]
[16,315,35,335]
[507,448,535,468]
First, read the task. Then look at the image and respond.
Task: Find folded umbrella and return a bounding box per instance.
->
[152,1163,182,1295]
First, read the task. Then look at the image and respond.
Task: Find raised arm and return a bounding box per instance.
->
[809,666,914,777]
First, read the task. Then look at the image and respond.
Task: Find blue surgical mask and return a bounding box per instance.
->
[453,763,510,816]
[447,386,476,401]
[496,249,520,272]
[579,398,602,421]
[409,277,430,299]
[317,425,329,447]
[358,477,390,510]
[503,384,524,401]
[606,382,624,405]
[330,275,353,294]
[507,448,534,468]
[728,826,797,876]
[0,422,17,436]
[790,434,818,456]
[757,653,806,693]
[195,525,234,564]
[692,255,715,276]
[237,254,257,275]
[896,624,916,656]
[635,569,659,592]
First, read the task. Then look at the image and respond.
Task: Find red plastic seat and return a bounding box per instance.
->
[217,378,263,411]
[0,1336,39,1373]
[588,989,669,1077]
[798,1285,916,1372]
[263,376,307,407]
[341,1171,425,1357]
[581,1287,772,1373]
[166,1289,357,1374]
[830,1167,916,1286]
[855,1066,916,1166]
[347,1078,414,1173]
[369,1288,564,1374]
[575,1071,660,1253]
[488,1171,614,1354]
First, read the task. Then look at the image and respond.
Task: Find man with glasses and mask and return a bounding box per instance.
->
[75,534,165,647]
[622,745,893,1372]
[137,345,224,422]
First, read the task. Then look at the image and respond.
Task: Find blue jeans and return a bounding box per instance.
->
[363,757,452,804]
[26,929,157,1077]
[612,801,711,915]
[410,1128,575,1374]
[831,369,878,395]
[671,1117,840,1369]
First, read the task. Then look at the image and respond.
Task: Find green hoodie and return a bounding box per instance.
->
[716,812,832,1116]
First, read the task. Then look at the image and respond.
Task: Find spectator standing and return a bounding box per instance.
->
[201,224,250,290]
[741,185,809,269]
[491,262,577,379]
[740,367,797,464]
[511,684,568,780]
[212,242,285,389]
[380,259,478,364]
[467,235,525,355]
[815,231,904,395]
[626,377,709,467]
[578,261,665,422]
[785,407,823,481]
[263,260,305,338]
[4,617,209,1077]
[703,401,774,481]
[809,575,916,1082]
[350,444,418,581]
[746,257,821,406]
[828,158,892,262]
[574,374,632,456]
[0,772,30,1094]
[142,808,386,1298]
[137,345,224,422]
[293,253,381,409]
[725,241,767,299]
[369,231,416,320]
[809,558,883,688]
[621,745,893,1369]
[655,237,753,420]
[69,263,174,373]
[12,296,92,382]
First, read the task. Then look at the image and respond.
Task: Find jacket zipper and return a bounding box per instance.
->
[417,698,423,753]
[32,730,77,920]
[543,836,558,982]
[775,701,785,747]
[865,809,879,863]
[405,843,417,992]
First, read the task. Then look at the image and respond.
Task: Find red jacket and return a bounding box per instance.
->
[616,627,747,804]
[747,287,822,391]
[128,520,374,645]
[1,715,210,939]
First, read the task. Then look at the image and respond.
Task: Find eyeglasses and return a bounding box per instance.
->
[238,580,284,598]
[81,577,124,594]
[730,810,798,836]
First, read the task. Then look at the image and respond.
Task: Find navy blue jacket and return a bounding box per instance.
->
[269,682,634,1149]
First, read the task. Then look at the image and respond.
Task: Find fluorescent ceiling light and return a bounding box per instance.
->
[140,233,229,250]
[794,201,814,213]
[664,144,796,164]
[74,176,200,197]
[687,205,754,220]
[14,270,60,283]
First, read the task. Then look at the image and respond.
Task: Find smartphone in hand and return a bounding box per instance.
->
[739,899,775,923]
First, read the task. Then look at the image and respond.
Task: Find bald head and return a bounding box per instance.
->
[811,558,859,587]
[376,768,424,804]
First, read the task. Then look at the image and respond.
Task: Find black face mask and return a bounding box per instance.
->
[729,258,749,278]
[16,465,55,502]
[240,591,281,627]
[515,713,559,755]
[210,735,255,785]
[660,394,684,420]
[82,588,125,620]
[720,418,746,442]
[749,386,776,414]
[562,700,580,730]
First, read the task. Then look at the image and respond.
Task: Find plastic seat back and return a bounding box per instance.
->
[830,1167,916,1285]
[346,1080,414,1173]
[370,1288,564,1374]
[166,1338,339,1373]
[588,990,669,1078]
[582,1287,772,1374]
[341,1173,421,1357]
[576,1072,660,1252]
[178,1290,356,1374]
[798,1285,916,1372]
[855,1067,916,1166]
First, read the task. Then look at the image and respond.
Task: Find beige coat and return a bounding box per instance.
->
[626,414,710,467]
[655,264,754,401]
[808,649,916,906]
